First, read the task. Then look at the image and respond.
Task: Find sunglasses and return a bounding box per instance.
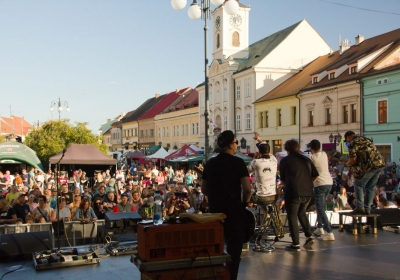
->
[96,202,101,205]
[232,140,239,145]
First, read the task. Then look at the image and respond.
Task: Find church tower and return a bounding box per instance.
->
[212,1,251,61]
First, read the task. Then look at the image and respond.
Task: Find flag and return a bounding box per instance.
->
[209,120,217,127]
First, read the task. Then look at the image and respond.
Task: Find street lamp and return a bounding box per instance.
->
[329,133,342,146]
[50,98,70,120]
[171,0,239,163]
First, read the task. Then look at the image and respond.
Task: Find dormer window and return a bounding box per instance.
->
[313,77,318,84]
[350,66,357,74]
[329,72,335,79]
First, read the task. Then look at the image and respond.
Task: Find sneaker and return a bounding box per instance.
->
[350,208,366,215]
[285,244,301,251]
[313,227,325,236]
[303,237,314,249]
[317,232,335,241]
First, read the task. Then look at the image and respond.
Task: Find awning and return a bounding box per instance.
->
[0,141,44,171]
[146,145,161,155]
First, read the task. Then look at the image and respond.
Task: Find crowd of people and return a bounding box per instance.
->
[0,163,208,231]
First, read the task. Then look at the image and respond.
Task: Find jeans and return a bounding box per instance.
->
[285,196,312,245]
[354,167,384,212]
[314,185,332,233]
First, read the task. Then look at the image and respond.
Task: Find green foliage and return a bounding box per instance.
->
[24,120,108,169]
[0,134,6,144]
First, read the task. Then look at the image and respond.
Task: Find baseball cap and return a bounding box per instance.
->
[18,193,27,198]
[121,193,129,198]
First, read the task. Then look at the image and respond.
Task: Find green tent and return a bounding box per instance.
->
[166,154,204,169]
[146,145,161,155]
[0,141,44,171]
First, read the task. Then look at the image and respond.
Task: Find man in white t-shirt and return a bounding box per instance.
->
[308,139,335,241]
[248,142,278,214]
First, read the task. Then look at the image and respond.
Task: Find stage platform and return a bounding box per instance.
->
[0,228,399,280]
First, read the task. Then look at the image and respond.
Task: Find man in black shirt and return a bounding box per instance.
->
[280,139,319,251]
[13,194,30,223]
[202,130,251,280]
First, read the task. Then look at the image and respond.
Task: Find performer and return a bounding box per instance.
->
[280,140,318,251]
[308,139,335,241]
[341,131,385,214]
[202,130,252,280]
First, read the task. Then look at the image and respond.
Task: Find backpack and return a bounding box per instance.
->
[348,136,384,178]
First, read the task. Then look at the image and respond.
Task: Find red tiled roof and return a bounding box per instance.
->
[172,89,199,111]
[138,87,191,120]
[0,115,32,136]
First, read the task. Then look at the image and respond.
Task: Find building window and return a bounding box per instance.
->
[217,33,220,48]
[329,72,335,79]
[223,115,227,130]
[209,89,213,105]
[150,129,154,137]
[292,107,297,125]
[272,140,282,155]
[376,145,391,163]
[246,113,251,130]
[182,125,185,136]
[232,31,239,47]
[140,130,144,137]
[192,123,195,135]
[236,114,241,130]
[196,123,199,134]
[343,105,349,123]
[350,66,357,74]
[259,112,264,128]
[277,109,282,126]
[325,108,331,125]
[166,127,169,137]
[378,100,387,123]
[236,85,241,100]
[134,129,137,136]
[216,88,220,104]
[313,77,318,84]
[350,104,357,123]
[265,111,269,128]
[223,87,227,101]
[158,128,161,138]
[185,124,188,135]
[245,79,250,97]
[308,110,314,126]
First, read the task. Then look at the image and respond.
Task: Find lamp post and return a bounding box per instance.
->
[50,98,70,120]
[329,133,342,146]
[171,0,239,162]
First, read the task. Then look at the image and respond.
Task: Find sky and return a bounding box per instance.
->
[1,0,399,133]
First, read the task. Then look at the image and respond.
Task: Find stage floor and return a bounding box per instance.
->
[1,228,399,280]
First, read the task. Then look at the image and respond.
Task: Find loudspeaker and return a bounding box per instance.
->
[105,212,142,229]
[0,231,52,258]
[371,208,400,227]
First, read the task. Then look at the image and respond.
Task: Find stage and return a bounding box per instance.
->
[0,228,399,280]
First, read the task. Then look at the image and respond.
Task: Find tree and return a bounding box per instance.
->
[24,120,108,170]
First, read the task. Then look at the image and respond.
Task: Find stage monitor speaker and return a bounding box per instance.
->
[371,208,400,227]
[105,212,142,229]
[0,231,52,258]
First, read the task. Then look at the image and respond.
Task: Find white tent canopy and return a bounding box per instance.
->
[145,147,169,159]
[189,144,204,153]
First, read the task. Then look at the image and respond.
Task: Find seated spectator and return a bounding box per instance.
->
[0,198,17,224]
[168,193,193,216]
[51,197,71,222]
[383,178,395,201]
[336,187,352,210]
[93,197,106,219]
[69,193,81,218]
[75,198,97,222]
[32,195,52,223]
[325,194,338,212]
[377,196,398,209]
[13,193,30,223]
[113,193,136,213]
[6,185,19,205]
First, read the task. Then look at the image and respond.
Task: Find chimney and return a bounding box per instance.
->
[155,93,160,98]
[339,39,350,55]
[355,34,364,45]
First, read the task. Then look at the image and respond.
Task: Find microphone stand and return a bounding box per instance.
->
[55,148,66,250]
